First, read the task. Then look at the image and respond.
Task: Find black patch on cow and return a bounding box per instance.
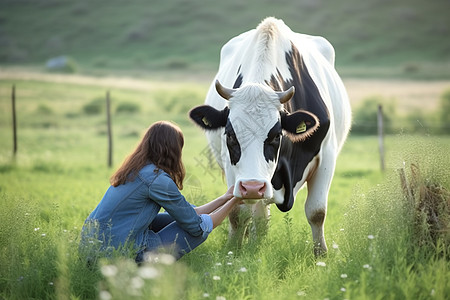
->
[189,106,229,130]
[225,121,241,165]
[233,73,243,89]
[263,121,282,162]
[272,156,294,212]
[271,43,331,212]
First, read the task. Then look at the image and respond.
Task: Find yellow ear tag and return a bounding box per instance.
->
[296,121,306,133]
[202,117,211,127]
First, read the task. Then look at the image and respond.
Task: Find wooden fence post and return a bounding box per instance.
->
[377,104,385,171]
[12,85,17,157]
[106,91,113,168]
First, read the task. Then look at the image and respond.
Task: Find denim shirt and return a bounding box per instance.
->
[81,164,212,254]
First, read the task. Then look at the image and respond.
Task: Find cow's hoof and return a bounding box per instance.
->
[314,244,328,257]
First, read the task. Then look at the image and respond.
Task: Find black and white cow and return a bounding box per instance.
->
[190,17,351,255]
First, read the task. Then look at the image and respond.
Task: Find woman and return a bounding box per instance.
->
[80,121,241,263]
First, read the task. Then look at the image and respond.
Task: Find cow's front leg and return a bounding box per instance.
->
[305,155,336,256]
[228,204,252,246]
[248,201,270,241]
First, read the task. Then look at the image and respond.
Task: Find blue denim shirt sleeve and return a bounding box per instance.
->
[199,214,213,239]
[148,172,208,238]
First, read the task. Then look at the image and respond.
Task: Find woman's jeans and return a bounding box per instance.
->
[136,212,208,262]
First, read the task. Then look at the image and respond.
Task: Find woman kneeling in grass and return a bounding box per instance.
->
[80,121,240,262]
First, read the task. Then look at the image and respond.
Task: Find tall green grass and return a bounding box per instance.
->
[0,79,449,299]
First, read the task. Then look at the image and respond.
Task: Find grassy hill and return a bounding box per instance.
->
[1,0,449,78]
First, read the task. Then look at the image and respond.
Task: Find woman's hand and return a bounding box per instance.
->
[223,185,235,201]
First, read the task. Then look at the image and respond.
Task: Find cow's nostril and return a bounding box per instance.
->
[240,181,266,198]
[259,182,267,195]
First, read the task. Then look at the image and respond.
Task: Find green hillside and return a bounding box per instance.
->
[1,0,449,78]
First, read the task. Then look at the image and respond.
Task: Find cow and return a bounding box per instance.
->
[189,17,351,256]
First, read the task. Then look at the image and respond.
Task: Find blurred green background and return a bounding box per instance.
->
[1,0,449,78]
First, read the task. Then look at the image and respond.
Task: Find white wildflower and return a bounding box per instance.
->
[159,253,176,265]
[203,293,210,298]
[368,235,375,240]
[215,262,222,266]
[138,266,159,279]
[212,275,221,281]
[130,276,144,290]
[216,296,226,300]
[34,228,40,231]
[340,274,348,278]
[238,267,247,272]
[99,290,112,300]
[227,251,233,255]
[297,290,306,296]
[101,265,118,277]
[332,242,339,249]
[316,261,326,267]
[41,233,46,237]
[340,287,346,292]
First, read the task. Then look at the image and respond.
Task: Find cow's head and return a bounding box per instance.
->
[190,80,319,201]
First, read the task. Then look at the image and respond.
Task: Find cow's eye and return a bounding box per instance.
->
[225,122,241,165]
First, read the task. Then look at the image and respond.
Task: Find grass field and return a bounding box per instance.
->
[0,76,449,299]
[1,0,450,79]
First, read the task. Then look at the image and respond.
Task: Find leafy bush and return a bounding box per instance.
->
[82,98,105,115]
[352,96,396,135]
[439,89,450,134]
[116,102,141,114]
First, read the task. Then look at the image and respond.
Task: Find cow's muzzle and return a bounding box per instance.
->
[238,180,267,199]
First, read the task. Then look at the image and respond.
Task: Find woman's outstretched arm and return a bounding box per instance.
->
[208,197,242,229]
[194,186,234,215]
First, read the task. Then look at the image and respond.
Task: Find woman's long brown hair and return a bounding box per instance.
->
[110,121,186,189]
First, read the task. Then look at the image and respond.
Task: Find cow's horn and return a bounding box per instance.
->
[277,86,295,104]
[215,80,236,100]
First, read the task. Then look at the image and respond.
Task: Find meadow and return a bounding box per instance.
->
[0,76,449,299]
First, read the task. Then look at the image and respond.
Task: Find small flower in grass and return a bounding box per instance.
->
[212,275,221,281]
[48,282,54,286]
[99,290,112,300]
[367,235,375,240]
[203,293,210,298]
[34,227,40,231]
[316,261,326,267]
[216,296,226,300]
[227,251,233,256]
[101,265,118,277]
[340,287,346,292]
[130,276,144,290]
[363,264,372,271]
[138,266,159,279]
[41,233,46,237]
[340,273,348,279]
[296,290,306,296]
[226,262,232,266]
[238,267,247,272]
[215,262,222,266]
[332,242,339,249]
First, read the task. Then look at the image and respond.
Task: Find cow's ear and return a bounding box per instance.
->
[189,105,229,130]
[281,110,320,142]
